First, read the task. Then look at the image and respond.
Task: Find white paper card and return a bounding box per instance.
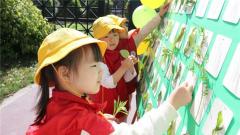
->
[207,0,225,20]
[194,30,213,64]
[196,0,211,17]
[222,0,240,24]
[190,82,212,125]
[181,126,188,135]
[202,98,233,135]
[223,43,240,98]
[169,22,180,43]
[185,71,197,88]
[205,35,232,78]
[174,115,182,134]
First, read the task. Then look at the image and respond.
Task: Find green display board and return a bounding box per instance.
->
[137,0,240,134]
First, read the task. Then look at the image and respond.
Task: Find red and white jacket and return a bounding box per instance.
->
[89,30,139,119]
[26,88,178,135]
[26,89,114,135]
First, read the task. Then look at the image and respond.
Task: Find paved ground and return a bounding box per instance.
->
[0,84,38,135]
[0,84,136,135]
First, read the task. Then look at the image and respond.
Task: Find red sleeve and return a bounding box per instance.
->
[126,30,139,95]
[128,28,140,39]
[74,111,114,135]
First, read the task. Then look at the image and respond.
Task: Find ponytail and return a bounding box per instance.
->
[34,66,54,124]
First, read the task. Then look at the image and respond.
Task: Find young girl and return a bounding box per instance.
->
[26,28,193,135]
[90,3,171,121]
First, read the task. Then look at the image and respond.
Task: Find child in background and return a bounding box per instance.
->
[26,28,193,135]
[90,3,171,121]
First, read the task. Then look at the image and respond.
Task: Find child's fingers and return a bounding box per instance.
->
[182,81,193,93]
[128,55,138,63]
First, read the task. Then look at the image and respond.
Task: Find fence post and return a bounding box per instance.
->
[98,0,105,17]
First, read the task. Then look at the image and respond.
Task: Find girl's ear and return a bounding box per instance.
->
[57,66,71,82]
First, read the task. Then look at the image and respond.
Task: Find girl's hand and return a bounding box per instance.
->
[159,2,171,17]
[121,56,136,70]
[129,55,138,64]
[167,82,193,110]
[104,114,120,124]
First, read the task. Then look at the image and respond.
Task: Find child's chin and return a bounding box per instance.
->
[91,87,100,94]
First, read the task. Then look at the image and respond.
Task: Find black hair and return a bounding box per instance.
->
[34,43,102,124]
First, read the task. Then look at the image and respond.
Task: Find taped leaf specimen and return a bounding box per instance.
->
[184,28,197,56]
[172,62,184,88]
[145,102,153,112]
[212,111,224,135]
[164,20,174,38]
[173,26,186,48]
[167,121,176,135]
[184,0,196,14]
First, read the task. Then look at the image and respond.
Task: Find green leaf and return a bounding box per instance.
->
[120,49,130,58]
[216,111,223,129]
[113,97,128,117]
[212,111,224,135]
[167,121,175,135]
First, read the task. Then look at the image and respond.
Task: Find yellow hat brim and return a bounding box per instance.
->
[34,37,107,85]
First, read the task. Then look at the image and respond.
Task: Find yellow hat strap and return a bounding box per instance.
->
[51,64,58,74]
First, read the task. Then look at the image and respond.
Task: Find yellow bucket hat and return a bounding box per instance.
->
[34,28,107,85]
[92,16,124,39]
[106,14,127,26]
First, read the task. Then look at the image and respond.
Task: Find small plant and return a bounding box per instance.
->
[173,27,186,48]
[145,103,153,112]
[186,0,196,5]
[195,28,208,63]
[212,111,224,135]
[195,67,210,119]
[157,91,163,105]
[165,57,176,79]
[142,91,149,108]
[151,79,159,93]
[161,46,174,67]
[172,63,182,87]
[164,21,174,38]
[167,121,176,135]
[113,97,128,117]
[184,28,197,56]
[184,0,196,14]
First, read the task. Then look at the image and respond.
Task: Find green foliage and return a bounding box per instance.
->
[0,63,36,102]
[0,0,53,66]
[212,111,224,135]
[113,97,128,117]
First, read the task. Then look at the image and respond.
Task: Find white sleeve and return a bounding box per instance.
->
[124,68,137,82]
[110,102,178,135]
[99,62,117,88]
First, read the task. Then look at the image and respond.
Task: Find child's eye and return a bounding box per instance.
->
[90,65,97,67]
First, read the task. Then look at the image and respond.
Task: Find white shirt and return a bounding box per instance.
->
[99,62,137,89]
[110,102,178,135]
